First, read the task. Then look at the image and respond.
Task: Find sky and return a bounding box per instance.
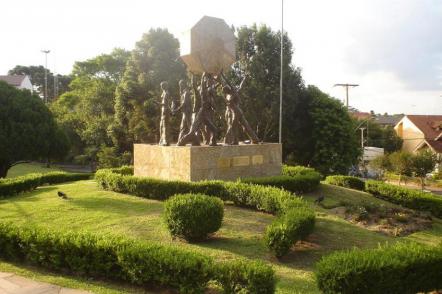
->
[1,0,441,115]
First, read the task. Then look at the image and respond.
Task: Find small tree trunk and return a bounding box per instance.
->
[0,165,9,178]
[398,174,402,186]
[420,177,425,191]
[46,157,51,168]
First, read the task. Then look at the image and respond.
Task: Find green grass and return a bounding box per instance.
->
[0,181,440,293]
[6,163,62,178]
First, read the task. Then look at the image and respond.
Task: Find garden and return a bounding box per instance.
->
[0,164,441,293]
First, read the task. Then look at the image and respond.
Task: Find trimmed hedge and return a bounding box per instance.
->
[0,172,92,198]
[243,165,321,193]
[164,194,224,241]
[0,222,276,293]
[315,242,442,294]
[365,180,442,217]
[110,165,321,194]
[95,168,316,257]
[325,175,365,191]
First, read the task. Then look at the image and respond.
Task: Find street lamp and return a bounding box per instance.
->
[41,50,50,103]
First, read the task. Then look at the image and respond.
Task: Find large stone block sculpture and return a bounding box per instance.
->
[180,16,236,74]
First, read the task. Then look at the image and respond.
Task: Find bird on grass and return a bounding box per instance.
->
[57,191,68,200]
[314,194,324,205]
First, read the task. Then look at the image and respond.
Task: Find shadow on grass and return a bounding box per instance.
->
[68,196,164,217]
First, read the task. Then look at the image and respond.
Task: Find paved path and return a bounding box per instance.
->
[386,181,442,196]
[0,272,89,294]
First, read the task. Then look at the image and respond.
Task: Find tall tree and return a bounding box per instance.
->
[111,28,186,152]
[0,81,68,177]
[8,65,71,101]
[303,86,360,174]
[51,49,130,165]
[363,121,403,153]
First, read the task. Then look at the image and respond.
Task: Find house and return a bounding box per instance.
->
[0,75,33,92]
[373,114,404,128]
[350,111,371,121]
[394,115,442,157]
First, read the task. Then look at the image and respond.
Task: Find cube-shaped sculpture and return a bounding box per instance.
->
[180,16,236,74]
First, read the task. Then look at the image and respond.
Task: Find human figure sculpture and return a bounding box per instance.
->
[174,79,193,142]
[158,81,171,146]
[220,73,259,144]
[177,73,218,146]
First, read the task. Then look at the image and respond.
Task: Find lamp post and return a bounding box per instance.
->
[41,50,50,103]
[279,0,284,144]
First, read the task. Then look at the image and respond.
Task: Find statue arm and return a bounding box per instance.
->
[238,75,247,92]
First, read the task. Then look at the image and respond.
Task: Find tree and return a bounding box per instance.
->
[0,81,68,177]
[411,150,438,190]
[303,86,360,175]
[111,28,185,153]
[364,121,402,153]
[369,154,392,180]
[8,65,71,101]
[389,151,413,185]
[51,49,130,166]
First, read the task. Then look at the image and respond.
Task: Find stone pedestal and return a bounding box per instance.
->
[134,143,282,181]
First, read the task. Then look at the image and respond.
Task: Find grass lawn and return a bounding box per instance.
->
[6,162,62,178]
[0,180,441,293]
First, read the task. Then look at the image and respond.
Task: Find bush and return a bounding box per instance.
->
[164,194,224,241]
[282,165,317,177]
[0,222,275,293]
[0,172,92,198]
[95,168,316,257]
[215,259,276,294]
[244,173,321,194]
[365,180,442,217]
[325,175,365,191]
[264,208,315,257]
[315,242,442,294]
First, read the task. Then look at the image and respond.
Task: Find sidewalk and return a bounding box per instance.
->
[386,181,442,196]
[0,272,89,294]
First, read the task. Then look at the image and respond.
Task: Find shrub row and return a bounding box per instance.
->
[365,180,442,218]
[315,242,442,294]
[324,175,365,191]
[0,222,275,293]
[95,168,316,257]
[244,165,321,194]
[112,165,321,194]
[0,172,92,198]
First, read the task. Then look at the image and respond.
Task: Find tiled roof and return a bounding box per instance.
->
[374,115,404,126]
[0,75,26,86]
[406,115,442,140]
[426,140,442,153]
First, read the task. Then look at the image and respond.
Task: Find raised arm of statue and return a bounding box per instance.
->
[238,75,247,92]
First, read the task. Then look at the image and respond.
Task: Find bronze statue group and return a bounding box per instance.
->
[159,72,259,146]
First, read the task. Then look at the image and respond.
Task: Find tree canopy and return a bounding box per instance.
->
[0,81,68,177]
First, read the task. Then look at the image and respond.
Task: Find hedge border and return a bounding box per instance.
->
[0,172,92,198]
[0,221,275,293]
[365,180,442,218]
[324,175,365,191]
[315,242,442,294]
[95,167,316,257]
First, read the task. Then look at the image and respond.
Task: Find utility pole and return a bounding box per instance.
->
[279,0,284,144]
[360,127,365,149]
[41,50,50,103]
[334,83,359,109]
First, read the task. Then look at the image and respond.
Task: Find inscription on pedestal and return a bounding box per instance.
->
[233,156,250,167]
[252,155,264,165]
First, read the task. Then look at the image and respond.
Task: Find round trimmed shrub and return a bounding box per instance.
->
[164,193,224,241]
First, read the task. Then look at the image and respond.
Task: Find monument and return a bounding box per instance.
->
[134,16,282,181]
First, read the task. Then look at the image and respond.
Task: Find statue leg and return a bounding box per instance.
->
[236,107,259,144]
[159,115,169,146]
[202,114,218,146]
[177,111,203,146]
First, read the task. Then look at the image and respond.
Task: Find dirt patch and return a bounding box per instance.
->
[328,205,432,236]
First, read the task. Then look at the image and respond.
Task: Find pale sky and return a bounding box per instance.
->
[1,0,441,115]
